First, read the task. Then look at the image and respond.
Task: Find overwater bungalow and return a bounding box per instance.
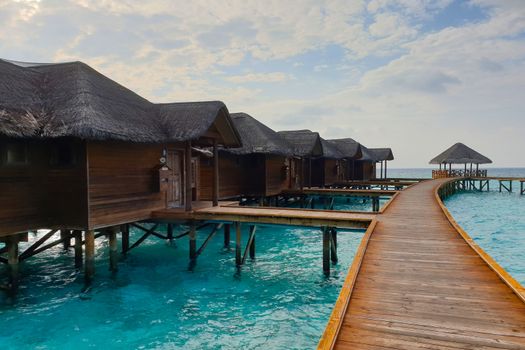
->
[0,59,240,250]
[277,129,323,189]
[325,138,362,181]
[430,142,492,178]
[369,148,394,179]
[199,112,294,201]
[310,138,345,187]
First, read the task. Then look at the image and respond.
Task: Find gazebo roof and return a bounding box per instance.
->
[429,143,492,165]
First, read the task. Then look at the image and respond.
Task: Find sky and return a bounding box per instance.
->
[1,0,524,167]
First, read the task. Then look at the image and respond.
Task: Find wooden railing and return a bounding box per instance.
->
[432,169,487,179]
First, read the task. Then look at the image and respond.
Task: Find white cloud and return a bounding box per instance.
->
[225,72,293,83]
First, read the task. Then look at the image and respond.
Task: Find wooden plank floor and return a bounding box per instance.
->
[333,179,525,350]
[152,205,376,229]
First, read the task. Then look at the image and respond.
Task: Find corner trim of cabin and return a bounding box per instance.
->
[317,219,377,350]
[435,179,525,304]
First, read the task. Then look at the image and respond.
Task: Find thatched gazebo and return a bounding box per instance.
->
[429,143,492,178]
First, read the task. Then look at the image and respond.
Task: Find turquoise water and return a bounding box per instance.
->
[386,167,525,179]
[0,224,363,349]
[444,180,525,285]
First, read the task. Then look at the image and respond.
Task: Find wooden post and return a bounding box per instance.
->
[308,157,312,188]
[212,138,219,207]
[330,228,338,264]
[167,223,173,243]
[380,161,383,179]
[7,236,19,293]
[249,225,255,259]
[108,228,118,272]
[235,222,242,266]
[300,158,304,190]
[185,141,192,212]
[73,230,83,268]
[60,229,71,250]
[322,227,330,276]
[121,224,130,254]
[84,230,95,285]
[189,222,196,262]
[385,160,388,179]
[224,224,231,248]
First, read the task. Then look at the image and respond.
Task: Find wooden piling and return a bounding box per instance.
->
[108,228,118,272]
[224,224,231,248]
[60,229,71,250]
[73,230,83,268]
[189,222,196,262]
[84,230,95,285]
[330,228,338,264]
[121,224,129,254]
[7,236,19,293]
[322,227,330,276]
[249,225,256,260]
[235,222,242,266]
[167,223,173,243]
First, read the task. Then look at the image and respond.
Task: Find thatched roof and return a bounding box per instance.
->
[277,129,323,157]
[430,143,492,165]
[369,148,394,161]
[225,113,294,156]
[320,138,345,159]
[0,59,241,146]
[327,138,362,159]
[357,144,376,162]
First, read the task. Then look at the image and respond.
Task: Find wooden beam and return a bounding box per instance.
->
[235,222,242,266]
[131,223,166,240]
[167,223,173,242]
[330,228,338,263]
[84,230,95,286]
[19,229,58,261]
[185,141,193,212]
[196,223,223,257]
[128,224,159,251]
[241,225,256,265]
[322,227,330,276]
[189,222,196,262]
[224,224,231,248]
[212,138,219,207]
[60,229,71,250]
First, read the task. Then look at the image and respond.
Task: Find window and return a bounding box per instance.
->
[3,143,28,165]
[50,142,76,166]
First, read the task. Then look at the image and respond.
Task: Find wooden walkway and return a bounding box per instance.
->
[324,179,525,349]
[152,205,375,229]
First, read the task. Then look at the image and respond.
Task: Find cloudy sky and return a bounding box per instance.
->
[1,0,524,167]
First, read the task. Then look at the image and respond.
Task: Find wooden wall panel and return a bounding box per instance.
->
[0,139,87,236]
[265,155,288,196]
[324,159,338,186]
[87,141,168,229]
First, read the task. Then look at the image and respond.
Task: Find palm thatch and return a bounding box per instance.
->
[320,138,345,159]
[327,138,362,159]
[225,113,293,156]
[358,144,376,162]
[0,59,241,146]
[430,143,492,164]
[277,130,323,157]
[369,148,394,161]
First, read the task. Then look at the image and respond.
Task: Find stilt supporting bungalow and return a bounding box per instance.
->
[224,224,231,248]
[235,222,242,266]
[84,230,95,286]
[74,230,83,268]
[108,227,118,272]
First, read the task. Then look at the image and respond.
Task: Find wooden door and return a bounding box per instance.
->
[167,150,183,208]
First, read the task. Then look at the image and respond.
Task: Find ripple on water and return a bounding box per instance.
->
[0,225,363,349]
[445,189,525,286]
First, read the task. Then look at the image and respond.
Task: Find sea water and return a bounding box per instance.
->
[0,224,363,349]
[444,171,525,286]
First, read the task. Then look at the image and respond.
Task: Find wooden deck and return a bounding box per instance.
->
[321,178,525,349]
[152,204,375,229]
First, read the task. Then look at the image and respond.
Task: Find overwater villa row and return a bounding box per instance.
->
[2,58,525,349]
[0,58,395,291]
